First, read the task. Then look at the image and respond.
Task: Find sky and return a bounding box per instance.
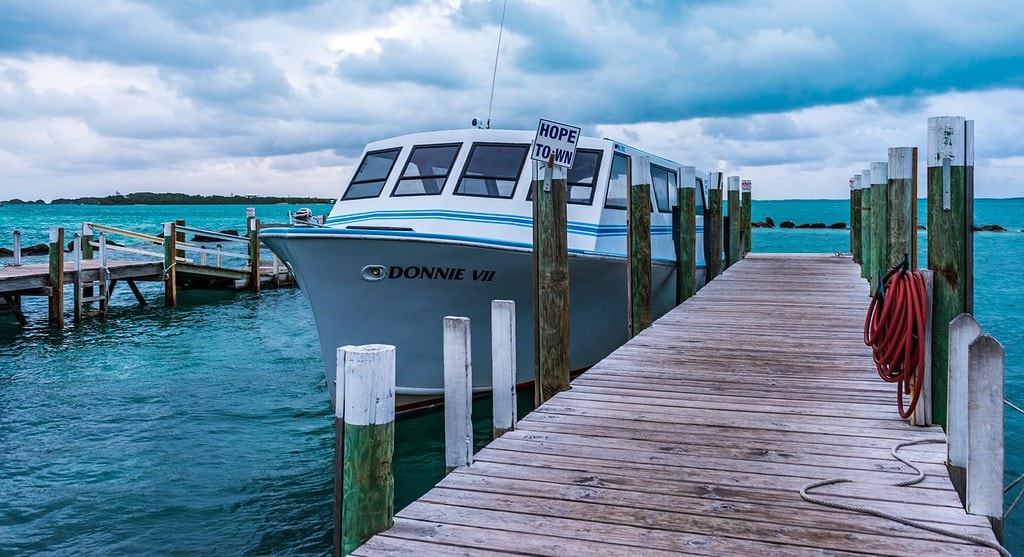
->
[1,0,1022,201]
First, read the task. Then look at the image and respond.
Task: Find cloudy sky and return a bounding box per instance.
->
[1,0,1022,201]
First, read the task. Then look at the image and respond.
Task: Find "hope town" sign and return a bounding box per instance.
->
[532,118,580,168]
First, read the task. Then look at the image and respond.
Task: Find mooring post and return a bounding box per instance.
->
[81,223,95,300]
[726,176,741,268]
[966,334,1005,542]
[163,222,177,307]
[12,229,21,266]
[850,177,862,265]
[334,344,396,557]
[248,216,261,293]
[911,269,934,427]
[491,300,517,439]
[704,172,724,282]
[72,233,83,323]
[533,159,570,405]
[628,156,652,337]
[947,312,981,500]
[887,148,917,270]
[869,162,888,294]
[676,166,696,304]
[444,316,473,472]
[927,116,974,429]
[741,180,752,255]
[98,231,109,316]
[47,226,64,327]
[859,175,872,280]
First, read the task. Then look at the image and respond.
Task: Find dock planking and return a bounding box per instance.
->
[353,253,1002,556]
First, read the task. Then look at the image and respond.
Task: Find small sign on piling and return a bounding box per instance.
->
[532,119,580,169]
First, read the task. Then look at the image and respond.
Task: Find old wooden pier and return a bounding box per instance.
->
[0,219,294,326]
[353,254,1002,556]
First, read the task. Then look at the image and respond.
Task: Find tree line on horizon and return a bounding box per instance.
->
[2,192,334,205]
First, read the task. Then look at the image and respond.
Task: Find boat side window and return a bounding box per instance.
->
[695,177,707,212]
[455,143,529,198]
[525,149,604,205]
[341,148,401,200]
[567,149,602,204]
[651,164,677,213]
[604,153,629,209]
[392,143,461,197]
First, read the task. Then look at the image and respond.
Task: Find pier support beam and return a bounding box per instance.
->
[966,334,1005,543]
[47,226,64,327]
[248,216,261,293]
[741,180,752,254]
[704,172,724,282]
[334,344,396,557]
[726,176,741,268]
[927,116,974,429]
[869,162,888,294]
[887,148,917,271]
[858,177,871,279]
[850,177,862,264]
[533,160,570,404]
[163,222,177,307]
[676,166,696,304]
[628,156,652,337]
[444,316,473,472]
[491,300,517,439]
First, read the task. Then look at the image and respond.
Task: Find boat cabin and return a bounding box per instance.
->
[328,129,708,263]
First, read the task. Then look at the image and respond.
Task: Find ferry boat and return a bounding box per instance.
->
[260,128,710,407]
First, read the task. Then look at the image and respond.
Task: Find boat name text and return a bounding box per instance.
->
[387,265,496,282]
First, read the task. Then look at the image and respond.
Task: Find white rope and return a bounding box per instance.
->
[800,439,1011,556]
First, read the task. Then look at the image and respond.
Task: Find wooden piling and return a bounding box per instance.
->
[248,217,261,293]
[628,156,652,337]
[741,180,752,254]
[911,269,934,427]
[533,160,570,404]
[946,312,981,500]
[491,300,517,439]
[163,222,177,307]
[334,344,396,556]
[887,148,916,270]
[859,177,872,280]
[966,333,1004,542]
[676,166,696,304]
[726,176,741,268]
[704,172,724,282]
[444,316,473,472]
[12,229,21,266]
[850,177,862,264]
[869,162,888,294]
[73,234,84,323]
[927,116,974,428]
[47,226,64,327]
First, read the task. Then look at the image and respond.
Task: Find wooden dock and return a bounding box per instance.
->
[1,220,294,325]
[354,253,1003,556]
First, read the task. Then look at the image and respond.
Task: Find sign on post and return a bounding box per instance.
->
[532,119,580,168]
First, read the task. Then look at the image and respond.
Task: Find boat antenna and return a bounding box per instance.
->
[484,0,507,130]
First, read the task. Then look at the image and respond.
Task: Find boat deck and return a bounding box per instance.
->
[353,253,1002,556]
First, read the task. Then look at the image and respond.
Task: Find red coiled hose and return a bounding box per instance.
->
[864,264,928,418]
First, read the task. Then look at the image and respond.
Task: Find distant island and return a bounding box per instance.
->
[2,192,334,205]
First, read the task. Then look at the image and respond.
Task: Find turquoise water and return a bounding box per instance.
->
[1,201,1020,555]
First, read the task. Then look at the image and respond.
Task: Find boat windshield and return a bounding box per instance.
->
[392,143,461,196]
[455,143,529,198]
[341,148,401,200]
[605,153,628,209]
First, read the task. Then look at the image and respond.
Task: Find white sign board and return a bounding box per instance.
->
[532,119,580,168]
[741,180,752,193]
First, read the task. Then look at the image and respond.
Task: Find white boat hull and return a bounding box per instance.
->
[262,229,682,401]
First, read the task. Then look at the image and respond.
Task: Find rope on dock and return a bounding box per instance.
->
[800,438,1012,557]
